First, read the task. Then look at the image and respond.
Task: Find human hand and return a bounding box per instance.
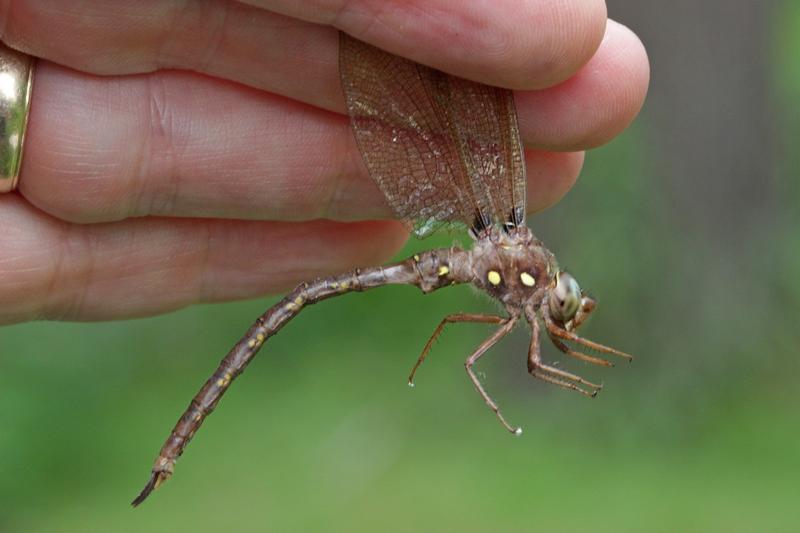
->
[0,0,649,324]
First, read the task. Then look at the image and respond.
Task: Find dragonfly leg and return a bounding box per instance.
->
[547,333,614,367]
[408,313,505,386]
[463,316,521,435]
[528,318,602,398]
[543,310,633,362]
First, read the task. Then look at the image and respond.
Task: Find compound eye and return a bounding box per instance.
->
[550,271,581,322]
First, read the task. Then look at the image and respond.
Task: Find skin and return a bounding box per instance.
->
[0,0,649,324]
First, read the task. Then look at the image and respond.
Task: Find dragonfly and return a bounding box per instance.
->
[132,32,632,506]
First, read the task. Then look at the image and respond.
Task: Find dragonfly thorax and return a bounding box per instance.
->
[470,226,557,309]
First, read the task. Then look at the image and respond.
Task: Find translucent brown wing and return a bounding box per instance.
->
[339,33,526,237]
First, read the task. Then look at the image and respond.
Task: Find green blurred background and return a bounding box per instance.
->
[2,2,799,531]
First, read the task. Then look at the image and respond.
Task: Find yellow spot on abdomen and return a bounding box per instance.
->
[487,270,502,286]
[216,371,232,388]
[520,272,536,287]
[437,265,450,276]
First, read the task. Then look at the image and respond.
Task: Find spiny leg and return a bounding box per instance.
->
[463,316,521,435]
[409,313,505,386]
[544,312,633,362]
[531,371,599,398]
[547,333,614,367]
[527,318,602,398]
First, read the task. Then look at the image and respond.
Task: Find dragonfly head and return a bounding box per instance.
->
[548,271,596,330]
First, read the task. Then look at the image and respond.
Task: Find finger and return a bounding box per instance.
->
[1,0,605,114]
[526,150,584,212]
[1,0,344,112]
[20,62,584,223]
[516,20,650,150]
[246,0,608,89]
[0,194,408,324]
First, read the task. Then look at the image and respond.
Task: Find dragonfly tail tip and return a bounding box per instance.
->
[131,471,167,507]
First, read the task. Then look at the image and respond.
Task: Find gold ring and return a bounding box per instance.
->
[0,42,34,193]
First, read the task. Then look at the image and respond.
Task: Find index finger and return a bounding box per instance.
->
[1,0,607,115]
[246,0,608,89]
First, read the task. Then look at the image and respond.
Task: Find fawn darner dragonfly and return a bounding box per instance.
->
[132,32,632,506]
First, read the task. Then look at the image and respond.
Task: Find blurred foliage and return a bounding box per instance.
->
[1,3,799,532]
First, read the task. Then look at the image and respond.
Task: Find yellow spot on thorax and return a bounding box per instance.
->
[520,272,536,287]
[487,270,502,286]
[413,254,420,262]
[437,265,450,276]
